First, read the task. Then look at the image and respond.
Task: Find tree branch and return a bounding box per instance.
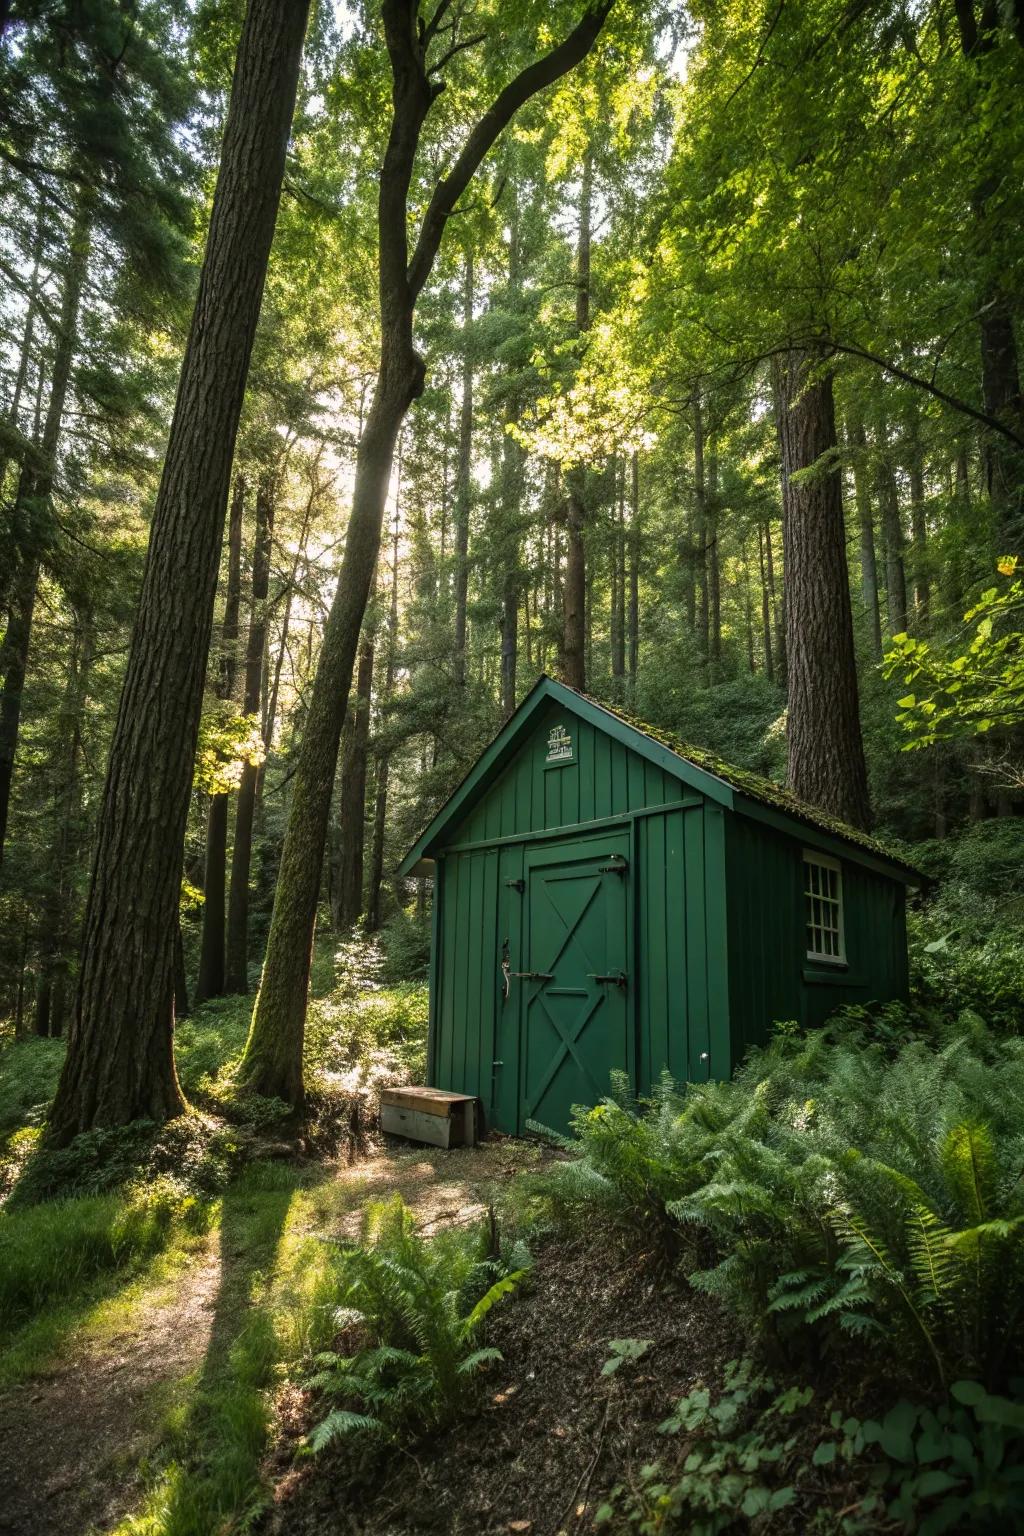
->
[811,337,1024,448]
[407,2,613,298]
[427,30,486,76]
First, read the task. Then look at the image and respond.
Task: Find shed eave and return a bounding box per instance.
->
[733,794,923,886]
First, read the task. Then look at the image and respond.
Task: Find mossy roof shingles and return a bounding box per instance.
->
[580,689,922,882]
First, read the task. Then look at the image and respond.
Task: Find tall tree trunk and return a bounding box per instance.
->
[0,196,91,864]
[707,440,721,677]
[195,475,245,1004]
[35,610,93,1038]
[764,515,785,686]
[453,248,473,687]
[49,0,311,1145]
[907,411,930,629]
[367,501,401,932]
[693,390,710,667]
[742,535,756,673]
[757,524,775,680]
[0,194,47,554]
[627,452,639,697]
[847,414,883,660]
[240,0,610,1106]
[331,625,375,931]
[225,477,275,992]
[562,149,592,692]
[773,349,871,829]
[877,446,908,635]
[498,195,524,717]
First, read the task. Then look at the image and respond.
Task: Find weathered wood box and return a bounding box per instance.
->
[380,1086,478,1149]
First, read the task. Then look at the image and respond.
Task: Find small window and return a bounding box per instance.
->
[803,852,845,963]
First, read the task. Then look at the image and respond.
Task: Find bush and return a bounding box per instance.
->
[305,1195,528,1449]
[535,1016,1024,1393]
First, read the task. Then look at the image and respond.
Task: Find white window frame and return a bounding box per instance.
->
[803,850,845,964]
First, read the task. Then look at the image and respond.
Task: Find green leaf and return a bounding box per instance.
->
[950,1380,987,1408]
[880,1401,919,1462]
[913,1469,964,1497]
[812,1440,837,1465]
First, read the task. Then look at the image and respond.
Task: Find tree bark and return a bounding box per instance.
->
[195,475,245,1004]
[225,477,274,992]
[453,248,474,687]
[877,447,908,635]
[49,0,311,1145]
[627,452,639,697]
[707,441,721,677]
[562,149,592,692]
[773,349,871,830]
[693,390,710,668]
[0,196,91,865]
[331,625,374,931]
[367,502,401,932]
[757,524,775,680]
[906,411,930,628]
[35,610,92,1038]
[240,0,611,1107]
[847,414,883,659]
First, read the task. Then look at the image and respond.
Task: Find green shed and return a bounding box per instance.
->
[398,676,920,1137]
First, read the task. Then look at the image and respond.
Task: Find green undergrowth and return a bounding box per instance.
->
[305,1194,529,1453]
[519,999,1024,1532]
[596,1357,1024,1534]
[528,1008,1024,1395]
[111,1183,526,1534]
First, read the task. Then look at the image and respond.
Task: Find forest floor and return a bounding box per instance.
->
[266,1232,741,1536]
[0,1139,540,1536]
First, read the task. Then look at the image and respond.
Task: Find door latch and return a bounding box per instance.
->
[598,853,628,875]
[510,970,554,981]
[587,970,628,990]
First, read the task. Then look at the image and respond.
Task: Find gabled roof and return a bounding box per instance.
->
[398,675,922,884]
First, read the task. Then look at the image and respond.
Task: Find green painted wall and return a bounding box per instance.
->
[723,813,909,1064]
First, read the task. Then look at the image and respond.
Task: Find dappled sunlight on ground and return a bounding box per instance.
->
[0,1137,547,1536]
[0,1228,223,1536]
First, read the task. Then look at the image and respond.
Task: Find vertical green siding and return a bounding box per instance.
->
[448,700,681,847]
[724,812,909,1063]
[635,804,705,1091]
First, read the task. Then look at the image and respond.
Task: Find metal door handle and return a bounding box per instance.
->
[510,970,553,980]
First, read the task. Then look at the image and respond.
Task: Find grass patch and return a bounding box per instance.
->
[111,1162,350,1536]
[0,1176,212,1346]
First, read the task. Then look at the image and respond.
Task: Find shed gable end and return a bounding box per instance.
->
[437,697,693,849]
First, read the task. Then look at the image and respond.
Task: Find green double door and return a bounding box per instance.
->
[498,833,632,1136]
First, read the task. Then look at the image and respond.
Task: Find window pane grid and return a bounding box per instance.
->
[803,854,843,960]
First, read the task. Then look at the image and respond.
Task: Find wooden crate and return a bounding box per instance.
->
[379,1086,478,1149]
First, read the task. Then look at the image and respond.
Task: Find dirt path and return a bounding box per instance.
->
[0,1139,542,1536]
[0,1239,223,1536]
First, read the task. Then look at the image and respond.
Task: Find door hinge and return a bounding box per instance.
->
[505,878,526,893]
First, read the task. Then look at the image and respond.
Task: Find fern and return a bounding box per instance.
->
[305,1195,527,1451]
[531,1013,1024,1391]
